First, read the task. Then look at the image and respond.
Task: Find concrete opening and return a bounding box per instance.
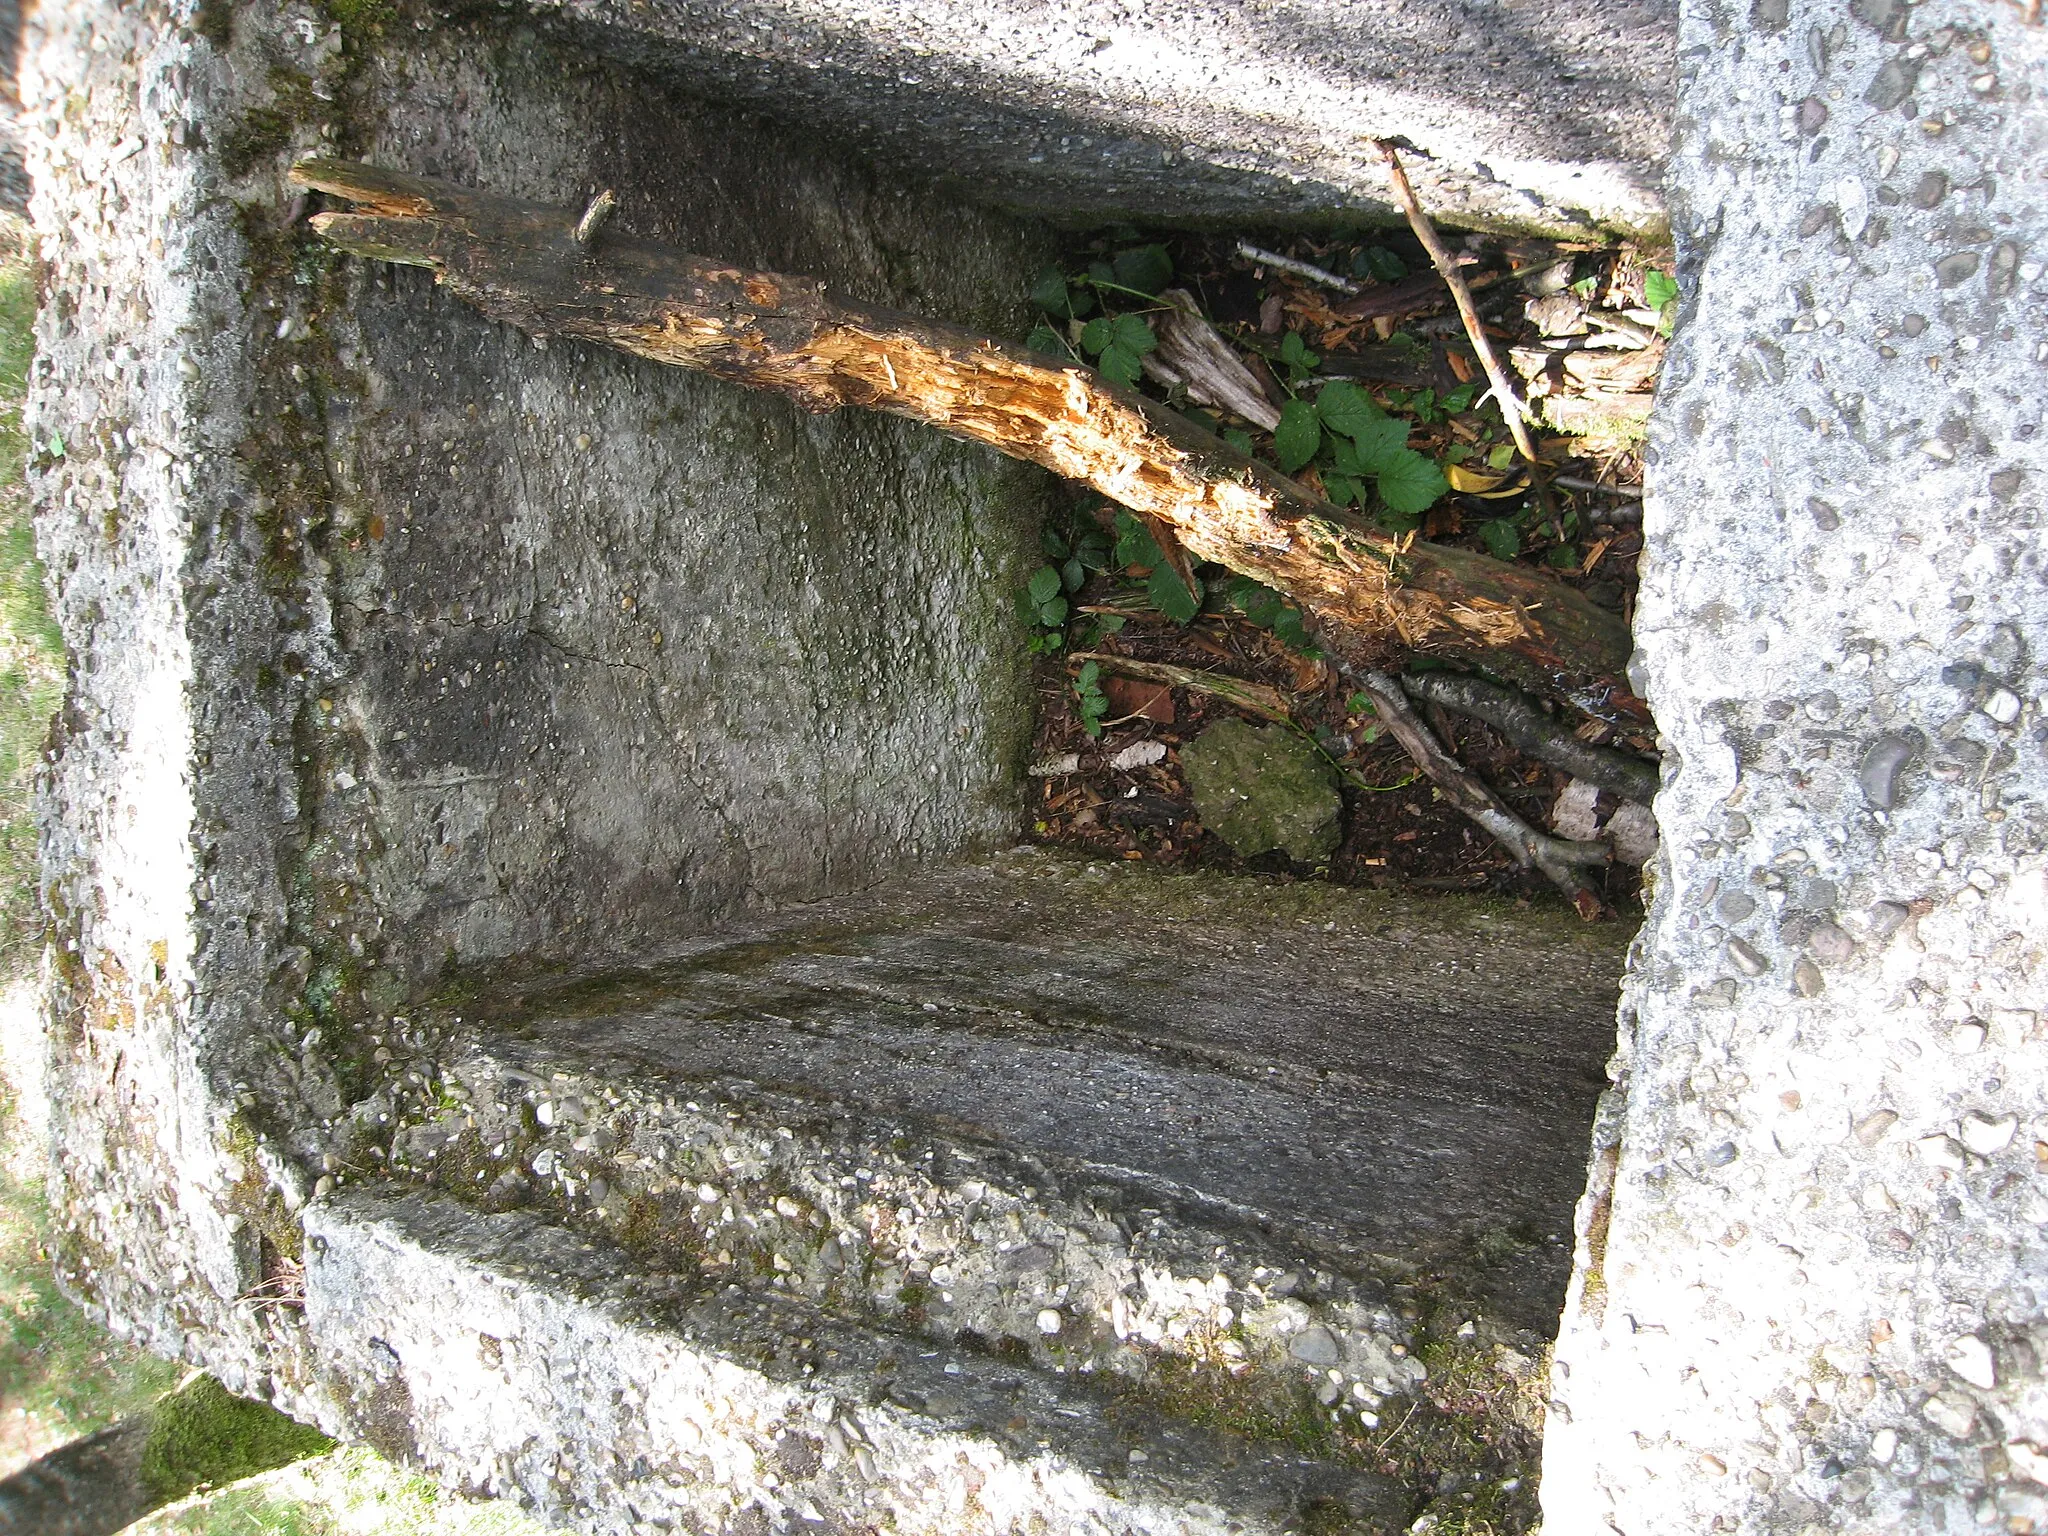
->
[47,0,1932,1530]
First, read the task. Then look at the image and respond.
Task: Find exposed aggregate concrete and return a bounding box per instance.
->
[1542,0,2047,1529]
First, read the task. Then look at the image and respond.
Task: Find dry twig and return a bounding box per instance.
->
[1375,144,1541,467]
[1068,652,1294,724]
[1234,241,1363,295]
[1356,670,1609,919]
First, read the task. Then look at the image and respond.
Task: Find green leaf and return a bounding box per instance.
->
[1315,380,1382,440]
[1027,565,1063,604]
[1273,400,1322,473]
[1278,332,1319,371]
[1079,317,1113,355]
[1323,473,1359,507]
[1409,388,1440,425]
[1358,246,1408,281]
[1041,526,1071,559]
[1030,267,1072,315]
[1375,448,1450,514]
[1112,244,1174,296]
[1223,428,1256,457]
[1036,595,1069,625]
[1346,691,1375,715]
[1147,563,1202,624]
[1109,313,1157,355]
[1478,518,1521,560]
[1375,507,1423,535]
[1077,659,1100,688]
[1087,260,1116,286]
[1644,269,1679,310]
[1328,436,1364,476]
[1075,532,1112,570]
[1229,577,1281,627]
[1349,415,1410,475]
[1114,510,1163,569]
[1098,344,1145,387]
[1441,382,1479,413]
[1487,442,1516,471]
[1061,556,1086,592]
[1570,274,1599,300]
[1546,543,1580,569]
[1026,324,1068,357]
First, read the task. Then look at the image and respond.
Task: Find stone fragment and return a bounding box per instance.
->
[1107,740,1167,772]
[1945,1333,1995,1390]
[1983,688,2020,725]
[1858,733,1917,809]
[1865,900,1910,938]
[1036,1308,1063,1336]
[1958,1113,2017,1156]
[1806,922,1854,965]
[1950,1021,1987,1054]
[1716,890,1758,922]
[1605,802,1659,863]
[1289,1325,1341,1366]
[1922,1394,1977,1440]
[1792,959,1824,997]
[1869,1428,1898,1464]
[1852,1109,1898,1147]
[1916,1134,1966,1171]
[1029,753,1081,776]
[1180,719,1341,863]
[1726,937,1768,976]
[2007,1442,2048,1486]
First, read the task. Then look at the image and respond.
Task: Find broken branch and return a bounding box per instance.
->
[1375,145,1541,468]
[292,158,1635,710]
[1067,652,1294,724]
[1356,670,1608,919]
[1398,671,1659,804]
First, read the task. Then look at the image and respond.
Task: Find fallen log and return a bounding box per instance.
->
[289,159,1638,714]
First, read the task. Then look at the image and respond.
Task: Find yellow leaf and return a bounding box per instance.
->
[1445,464,1530,498]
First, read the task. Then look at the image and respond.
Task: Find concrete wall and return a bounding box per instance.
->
[26,0,1050,1405]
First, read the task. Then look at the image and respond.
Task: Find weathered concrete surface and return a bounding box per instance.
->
[329,855,1617,1530]
[1542,0,2047,1530]
[306,1189,1409,1535]
[24,0,1048,1423]
[531,0,1675,238]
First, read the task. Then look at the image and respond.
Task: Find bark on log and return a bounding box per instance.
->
[290,159,1639,714]
[0,1374,331,1536]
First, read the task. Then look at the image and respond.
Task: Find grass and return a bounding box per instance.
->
[0,213,546,1535]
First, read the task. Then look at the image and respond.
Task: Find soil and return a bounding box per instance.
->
[1020,223,1659,918]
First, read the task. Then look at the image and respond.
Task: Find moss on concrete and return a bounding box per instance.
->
[139,1374,333,1504]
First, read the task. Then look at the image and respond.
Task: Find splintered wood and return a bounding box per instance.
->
[291,158,1637,711]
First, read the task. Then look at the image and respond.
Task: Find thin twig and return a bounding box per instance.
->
[1068,652,1292,723]
[1235,241,1363,296]
[1375,145,1540,467]
[1552,475,1642,499]
[1356,670,1608,919]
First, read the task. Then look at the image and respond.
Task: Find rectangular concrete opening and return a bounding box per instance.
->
[30,4,1665,1532]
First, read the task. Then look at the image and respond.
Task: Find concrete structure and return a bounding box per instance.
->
[16,0,2046,1532]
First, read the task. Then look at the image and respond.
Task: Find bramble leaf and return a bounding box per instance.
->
[1315,380,1382,440]
[1112,244,1174,296]
[1147,563,1202,624]
[1273,400,1322,473]
[1478,518,1521,560]
[1349,415,1410,475]
[1375,448,1450,515]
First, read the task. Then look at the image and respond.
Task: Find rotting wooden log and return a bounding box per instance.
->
[290,159,1639,715]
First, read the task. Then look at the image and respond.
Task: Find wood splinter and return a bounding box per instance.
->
[573,188,616,247]
[289,158,1639,714]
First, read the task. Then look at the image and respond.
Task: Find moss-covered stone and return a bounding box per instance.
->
[1181,718,1343,863]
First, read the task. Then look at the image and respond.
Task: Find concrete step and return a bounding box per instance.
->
[329,852,1627,1529]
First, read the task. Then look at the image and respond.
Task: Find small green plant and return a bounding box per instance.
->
[1071,660,1110,738]
[1078,312,1156,387]
[1228,577,1320,657]
[1020,520,1113,652]
[1644,267,1679,336]
[1111,510,1201,623]
[1285,381,1452,531]
[1274,331,1319,387]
